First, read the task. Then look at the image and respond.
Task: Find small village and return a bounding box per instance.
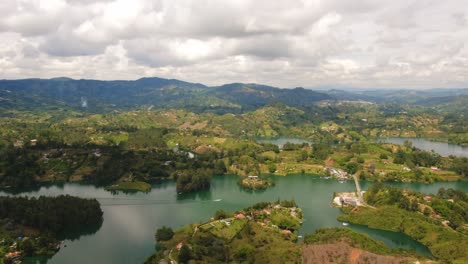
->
[1,234,62,264]
[157,200,304,263]
[198,200,303,241]
[323,167,350,181]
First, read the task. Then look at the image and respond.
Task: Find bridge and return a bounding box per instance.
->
[352,174,364,204]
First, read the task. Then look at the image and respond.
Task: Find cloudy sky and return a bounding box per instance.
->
[0,0,467,88]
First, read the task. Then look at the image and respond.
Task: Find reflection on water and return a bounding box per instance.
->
[378,137,468,157]
[255,136,312,148]
[3,175,467,264]
[348,224,433,258]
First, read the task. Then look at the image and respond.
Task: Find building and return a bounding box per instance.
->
[5,251,22,262]
[13,140,24,148]
[235,213,246,219]
[247,175,259,180]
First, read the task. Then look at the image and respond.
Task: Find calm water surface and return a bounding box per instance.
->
[255,137,312,148]
[3,175,467,263]
[378,137,468,157]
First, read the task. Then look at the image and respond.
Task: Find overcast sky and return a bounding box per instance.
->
[0,0,467,88]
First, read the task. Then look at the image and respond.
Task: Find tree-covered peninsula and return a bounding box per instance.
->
[1,195,103,262]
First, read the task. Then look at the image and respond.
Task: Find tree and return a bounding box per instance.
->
[234,244,255,262]
[393,149,406,164]
[345,162,359,174]
[21,238,35,256]
[312,144,330,160]
[214,160,227,175]
[296,150,308,162]
[423,207,431,216]
[155,226,174,241]
[178,244,191,263]
[267,162,277,173]
[214,209,231,220]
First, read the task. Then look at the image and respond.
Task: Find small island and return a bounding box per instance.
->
[238,175,274,190]
[105,180,152,193]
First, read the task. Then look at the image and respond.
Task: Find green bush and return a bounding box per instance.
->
[155,226,174,241]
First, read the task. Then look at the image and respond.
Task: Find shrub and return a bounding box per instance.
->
[155,226,174,241]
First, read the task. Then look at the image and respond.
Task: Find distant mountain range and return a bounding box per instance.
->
[0,77,330,112]
[0,77,466,112]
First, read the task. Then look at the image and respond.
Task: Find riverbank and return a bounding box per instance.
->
[303,228,432,264]
[337,185,468,263]
[338,206,468,263]
[0,195,103,263]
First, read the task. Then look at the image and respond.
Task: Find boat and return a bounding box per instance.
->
[342,222,349,226]
[213,199,222,202]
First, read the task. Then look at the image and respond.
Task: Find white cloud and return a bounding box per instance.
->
[0,0,467,88]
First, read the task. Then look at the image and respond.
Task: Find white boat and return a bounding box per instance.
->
[342,222,349,226]
[213,199,222,202]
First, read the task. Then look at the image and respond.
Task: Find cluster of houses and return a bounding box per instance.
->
[172,143,195,159]
[4,251,21,262]
[204,203,302,239]
[2,238,25,263]
[13,139,38,148]
[324,167,349,181]
[333,192,360,207]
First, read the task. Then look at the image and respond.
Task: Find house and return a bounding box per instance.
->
[30,139,38,146]
[93,149,102,157]
[5,251,21,262]
[235,213,246,219]
[343,197,357,206]
[247,175,259,180]
[176,242,183,251]
[13,140,24,148]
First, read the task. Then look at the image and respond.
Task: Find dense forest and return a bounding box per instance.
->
[0,195,103,233]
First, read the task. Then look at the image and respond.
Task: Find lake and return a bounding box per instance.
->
[255,137,312,148]
[255,136,468,157]
[4,175,467,264]
[378,137,468,157]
